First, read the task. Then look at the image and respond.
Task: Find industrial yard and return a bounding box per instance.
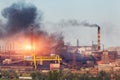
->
[0,0,120,80]
[0,19,118,72]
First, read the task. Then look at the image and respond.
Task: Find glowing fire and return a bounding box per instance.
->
[11,37,52,55]
[25,45,32,50]
[0,33,62,56]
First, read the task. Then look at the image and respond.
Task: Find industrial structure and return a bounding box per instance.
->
[0,23,119,72]
[97,26,101,51]
[0,24,101,70]
[0,1,120,74]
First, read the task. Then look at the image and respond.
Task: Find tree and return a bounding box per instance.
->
[98,71,110,80]
[0,70,18,80]
[48,70,61,80]
[31,71,47,80]
[31,71,42,80]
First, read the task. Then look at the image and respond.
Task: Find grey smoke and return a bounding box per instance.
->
[0,2,64,55]
[81,21,99,27]
[1,2,42,37]
[57,20,100,27]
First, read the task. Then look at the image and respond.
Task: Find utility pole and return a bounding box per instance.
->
[72,39,79,70]
[30,24,37,70]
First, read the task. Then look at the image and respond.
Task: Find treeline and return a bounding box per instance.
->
[0,70,120,80]
[30,70,120,80]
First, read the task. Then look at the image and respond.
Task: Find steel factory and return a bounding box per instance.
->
[0,22,119,72]
[0,1,120,74]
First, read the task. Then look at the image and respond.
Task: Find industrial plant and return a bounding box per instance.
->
[0,1,120,79]
[0,18,119,73]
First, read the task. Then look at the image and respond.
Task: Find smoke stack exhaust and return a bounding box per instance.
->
[47,20,101,51]
[98,26,100,51]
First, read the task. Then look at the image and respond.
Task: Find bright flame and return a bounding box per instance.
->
[25,45,32,50]
[2,35,57,56]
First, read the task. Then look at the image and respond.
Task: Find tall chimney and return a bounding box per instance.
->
[77,39,79,47]
[98,26,101,51]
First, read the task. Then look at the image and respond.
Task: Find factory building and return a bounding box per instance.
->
[67,45,97,56]
[102,50,110,64]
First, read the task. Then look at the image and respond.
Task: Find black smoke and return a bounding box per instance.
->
[58,19,100,27]
[81,21,99,27]
[1,2,41,37]
[0,2,65,56]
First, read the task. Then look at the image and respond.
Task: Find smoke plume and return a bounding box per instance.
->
[81,21,99,27]
[1,2,41,37]
[57,19,100,27]
[0,2,64,55]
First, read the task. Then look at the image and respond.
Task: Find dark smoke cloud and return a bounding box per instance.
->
[0,2,64,55]
[81,21,99,27]
[0,20,6,37]
[1,2,42,36]
[57,19,100,27]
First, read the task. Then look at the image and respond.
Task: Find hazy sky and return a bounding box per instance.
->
[0,0,120,48]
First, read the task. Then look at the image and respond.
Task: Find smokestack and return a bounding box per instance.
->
[77,39,79,47]
[98,26,100,51]
[72,39,78,70]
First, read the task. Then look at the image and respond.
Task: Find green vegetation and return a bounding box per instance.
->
[0,70,18,80]
[0,69,120,80]
[30,70,120,80]
[31,71,47,80]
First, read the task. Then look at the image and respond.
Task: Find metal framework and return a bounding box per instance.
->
[25,55,62,70]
